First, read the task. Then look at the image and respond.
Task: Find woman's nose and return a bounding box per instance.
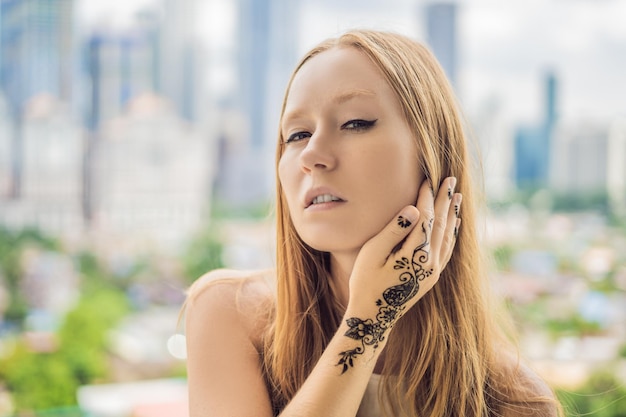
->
[299,133,337,173]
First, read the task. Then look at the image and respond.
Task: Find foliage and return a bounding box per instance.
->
[0,343,77,411]
[489,188,611,215]
[0,227,59,326]
[57,288,130,384]
[550,190,610,214]
[619,344,626,359]
[557,370,626,417]
[0,288,130,412]
[492,244,514,271]
[545,313,604,338]
[181,226,225,284]
[211,198,273,220]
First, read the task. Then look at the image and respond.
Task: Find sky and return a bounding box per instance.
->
[295,0,626,126]
[78,0,626,128]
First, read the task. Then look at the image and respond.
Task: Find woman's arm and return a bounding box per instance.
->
[186,178,460,416]
[186,274,274,417]
[499,358,561,417]
[279,179,460,416]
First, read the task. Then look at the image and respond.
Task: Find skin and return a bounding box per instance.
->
[186,45,553,417]
[278,46,430,307]
[186,45,459,416]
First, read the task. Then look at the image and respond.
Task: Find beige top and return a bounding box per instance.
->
[357,373,383,417]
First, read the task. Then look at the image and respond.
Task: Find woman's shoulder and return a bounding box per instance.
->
[185,268,275,348]
[187,268,275,299]
[495,350,561,417]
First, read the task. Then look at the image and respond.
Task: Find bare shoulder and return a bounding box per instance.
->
[184,269,276,416]
[185,268,275,348]
[496,351,561,417]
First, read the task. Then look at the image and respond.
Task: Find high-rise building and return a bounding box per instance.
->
[514,125,549,188]
[606,117,626,215]
[0,0,75,110]
[83,30,157,130]
[0,0,76,198]
[472,97,515,199]
[213,0,299,206]
[425,2,457,90]
[153,0,205,122]
[550,122,608,193]
[0,95,84,236]
[0,96,12,196]
[91,93,216,249]
[83,0,205,129]
[514,71,558,189]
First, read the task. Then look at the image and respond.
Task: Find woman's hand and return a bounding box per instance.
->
[338,177,461,373]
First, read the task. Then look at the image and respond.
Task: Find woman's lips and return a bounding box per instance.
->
[304,187,346,208]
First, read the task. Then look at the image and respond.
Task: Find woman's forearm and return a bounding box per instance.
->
[279,307,385,417]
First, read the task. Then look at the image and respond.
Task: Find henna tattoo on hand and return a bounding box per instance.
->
[337,222,433,374]
[397,215,412,228]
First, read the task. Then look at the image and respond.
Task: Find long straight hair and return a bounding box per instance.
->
[264,30,544,416]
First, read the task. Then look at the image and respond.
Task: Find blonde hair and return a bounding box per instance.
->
[262,30,559,416]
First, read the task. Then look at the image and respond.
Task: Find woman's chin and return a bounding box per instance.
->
[300,234,370,256]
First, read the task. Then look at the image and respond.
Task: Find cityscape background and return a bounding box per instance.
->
[0,0,625,416]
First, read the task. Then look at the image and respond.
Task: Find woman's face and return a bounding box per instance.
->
[278,46,423,255]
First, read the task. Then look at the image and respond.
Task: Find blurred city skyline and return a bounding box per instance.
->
[2,0,626,246]
[1,2,625,414]
[79,0,626,125]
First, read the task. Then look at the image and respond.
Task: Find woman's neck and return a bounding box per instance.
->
[329,251,358,308]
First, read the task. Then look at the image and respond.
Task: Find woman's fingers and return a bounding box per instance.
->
[403,177,460,268]
[440,194,462,266]
[430,177,456,252]
[362,205,420,261]
[360,176,461,270]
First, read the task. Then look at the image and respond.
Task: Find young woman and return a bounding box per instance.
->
[185,30,561,417]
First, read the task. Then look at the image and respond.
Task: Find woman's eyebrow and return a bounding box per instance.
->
[281,89,377,129]
[333,88,377,104]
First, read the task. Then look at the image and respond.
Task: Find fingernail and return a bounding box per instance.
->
[447,177,456,200]
[398,207,418,228]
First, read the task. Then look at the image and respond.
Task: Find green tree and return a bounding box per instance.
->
[0,344,77,410]
[492,244,514,271]
[558,371,626,417]
[0,288,130,412]
[182,226,225,283]
[0,227,59,326]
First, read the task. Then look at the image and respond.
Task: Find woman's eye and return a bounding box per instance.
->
[285,131,311,144]
[341,119,377,131]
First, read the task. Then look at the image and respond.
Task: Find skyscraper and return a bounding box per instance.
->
[154,0,204,122]
[425,2,457,90]
[237,0,272,151]
[514,71,558,189]
[213,0,299,206]
[0,0,75,199]
[83,29,157,130]
[0,0,74,110]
